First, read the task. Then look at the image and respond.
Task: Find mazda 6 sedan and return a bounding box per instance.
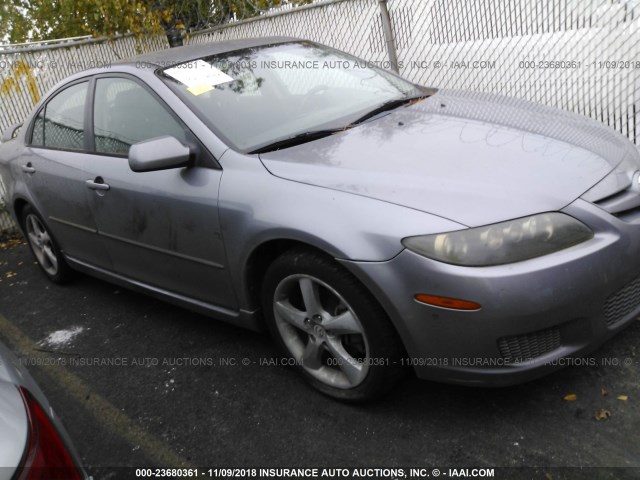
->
[1,37,640,401]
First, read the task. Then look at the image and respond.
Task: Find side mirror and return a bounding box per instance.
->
[2,123,22,143]
[128,136,192,172]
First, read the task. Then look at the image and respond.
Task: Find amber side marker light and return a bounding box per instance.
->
[415,294,481,311]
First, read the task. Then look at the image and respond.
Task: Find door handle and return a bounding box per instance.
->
[86,177,110,191]
[21,163,35,174]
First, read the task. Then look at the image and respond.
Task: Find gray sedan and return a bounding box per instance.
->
[1,38,639,401]
[0,339,88,479]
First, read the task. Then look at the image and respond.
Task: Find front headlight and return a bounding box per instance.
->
[402,213,593,266]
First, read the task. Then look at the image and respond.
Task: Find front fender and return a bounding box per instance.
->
[217,150,464,309]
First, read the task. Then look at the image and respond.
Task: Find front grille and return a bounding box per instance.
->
[593,188,640,222]
[498,327,561,363]
[603,275,640,327]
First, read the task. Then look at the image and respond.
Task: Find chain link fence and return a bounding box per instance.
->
[0,175,14,239]
[0,35,168,135]
[189,0,392,68]
[395,0,640,145]
[189,0,640,147]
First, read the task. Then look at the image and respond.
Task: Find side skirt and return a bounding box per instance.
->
[65,256,264,332]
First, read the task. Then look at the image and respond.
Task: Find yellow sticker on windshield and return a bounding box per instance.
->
[187,84,215,96]
[165,60,234,95]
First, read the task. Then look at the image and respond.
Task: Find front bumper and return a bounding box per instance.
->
[341,199,640,386]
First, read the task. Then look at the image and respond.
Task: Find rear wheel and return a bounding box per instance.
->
[262,249,405,402]
[22,206,72,284]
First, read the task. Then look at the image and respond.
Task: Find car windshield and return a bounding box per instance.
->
[159,41,427,152]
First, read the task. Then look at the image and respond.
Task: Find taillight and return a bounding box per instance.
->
[16,386,83,480]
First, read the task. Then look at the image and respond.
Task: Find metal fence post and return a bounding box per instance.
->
[378,0,399,73]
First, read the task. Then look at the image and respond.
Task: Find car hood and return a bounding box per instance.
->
[260,89,639,227]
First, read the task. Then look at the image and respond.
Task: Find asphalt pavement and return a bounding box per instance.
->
[0,240,639,480]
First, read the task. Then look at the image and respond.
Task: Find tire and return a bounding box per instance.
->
[262,248,405,402]
[21,205,73,284]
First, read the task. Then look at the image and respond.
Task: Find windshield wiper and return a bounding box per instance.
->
[250,93,432,154]
[348,94,431,126]
[249,128,345,154]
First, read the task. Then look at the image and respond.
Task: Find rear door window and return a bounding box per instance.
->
[31,82,88,150]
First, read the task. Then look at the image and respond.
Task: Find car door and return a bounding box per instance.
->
[84,75,237,308]
[22,80,111,268]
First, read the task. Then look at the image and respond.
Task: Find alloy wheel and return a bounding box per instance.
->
[272,274,370,389]
[25,213,59,276]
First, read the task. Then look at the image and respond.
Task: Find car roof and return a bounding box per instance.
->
[117,36,300,68]
[32,36,302,109]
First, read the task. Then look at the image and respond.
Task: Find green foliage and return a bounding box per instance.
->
[0,0,314,44]
[0,0,162,42]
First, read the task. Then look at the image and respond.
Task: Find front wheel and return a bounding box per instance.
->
[262,249,405,402]
[22,205,73,284]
